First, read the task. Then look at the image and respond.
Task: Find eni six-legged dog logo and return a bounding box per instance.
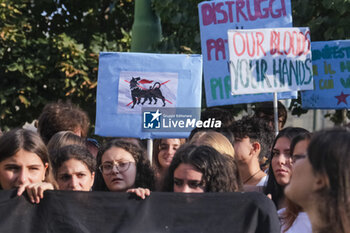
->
[126,77,172,108]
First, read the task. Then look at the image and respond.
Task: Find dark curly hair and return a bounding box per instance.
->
[51,145,96,178]
[37,101,90,144]
[163,144,242,192]
[264,127,309,208]
[93,139,155,191]
[230,116,274,161]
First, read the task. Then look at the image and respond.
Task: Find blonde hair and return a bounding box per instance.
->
[47,131,86,156]
[189,131,235,158]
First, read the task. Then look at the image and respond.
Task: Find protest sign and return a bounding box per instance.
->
[95,52,202,138]
[228,27,313,95]
[301,40,350,109]
[198,0,297,107]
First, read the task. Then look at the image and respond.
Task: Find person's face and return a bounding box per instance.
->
[173,163,205,193]
[267,117,284,131]
[233,137,253,163]
[56,158,95,191]
[101,147,137,192]
[271,137,292,186]
[285,139,316,209]
[258,113,284,130]
[158,139,181,169]
[0,149,47,189]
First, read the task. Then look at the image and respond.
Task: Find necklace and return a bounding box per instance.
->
[243,170,261,184]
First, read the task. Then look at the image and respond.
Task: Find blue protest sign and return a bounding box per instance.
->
[301,40,350,109]
[95,52,202,138]
[198,0,297,107]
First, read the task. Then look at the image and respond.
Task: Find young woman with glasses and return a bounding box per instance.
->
[93,139,155,199]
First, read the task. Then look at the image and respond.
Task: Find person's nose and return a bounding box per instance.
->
[70,176,80,190]
[179,185,192,193]
[166,147,173,154]
[278,154,290,165]
[111,165,120,174]
[17,168,28,185]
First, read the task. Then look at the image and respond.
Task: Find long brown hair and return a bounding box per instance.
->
[0,128,49,164]
[264,127,309,208]
[307,128,350,233]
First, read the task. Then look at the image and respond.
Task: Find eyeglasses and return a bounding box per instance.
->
[99,161,133,175]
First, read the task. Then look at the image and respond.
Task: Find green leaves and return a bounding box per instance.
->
[152,0,202,54]
[0,0,134,130]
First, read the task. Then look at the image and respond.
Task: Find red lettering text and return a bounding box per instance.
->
[207,38,226,61]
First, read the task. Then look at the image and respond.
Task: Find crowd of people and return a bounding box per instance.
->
[0,100,349,233]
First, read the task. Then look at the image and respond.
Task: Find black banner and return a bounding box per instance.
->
[0,190,280,233]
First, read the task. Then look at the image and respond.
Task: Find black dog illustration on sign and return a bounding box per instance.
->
[129,77,166,108]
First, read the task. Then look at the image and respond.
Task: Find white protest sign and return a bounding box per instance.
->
[228,27,314,95]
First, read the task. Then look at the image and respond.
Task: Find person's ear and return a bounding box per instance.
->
[43,162,49,181]
[250,142,261,156]
[312,173,328,192]
[73,127,82,137]
[90,172,95,188]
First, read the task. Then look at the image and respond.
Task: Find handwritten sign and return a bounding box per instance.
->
[198,0,297,107]
[301,40,350,109]
[228,27,313,94]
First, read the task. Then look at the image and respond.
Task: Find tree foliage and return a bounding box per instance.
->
[0,0,133,131]
[152,0,202,54]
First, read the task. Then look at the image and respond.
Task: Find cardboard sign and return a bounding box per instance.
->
[302,40,350,109]
[95,52,202,138]
[228,27,313,94]
[198,0,297,106]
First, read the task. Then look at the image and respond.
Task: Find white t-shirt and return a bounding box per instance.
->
[278,208,312,233]
[256,175,268,187]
